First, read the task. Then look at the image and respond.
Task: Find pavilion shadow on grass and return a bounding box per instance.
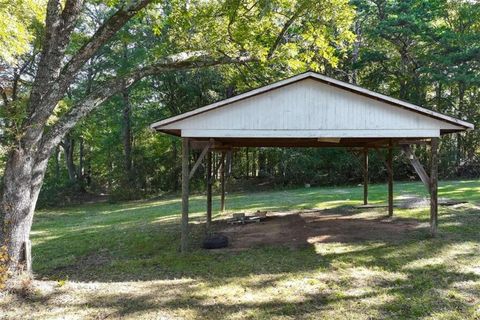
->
[150,71,474,251]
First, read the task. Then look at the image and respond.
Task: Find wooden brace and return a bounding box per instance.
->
[401,145,430,190]
[189,140,213,180]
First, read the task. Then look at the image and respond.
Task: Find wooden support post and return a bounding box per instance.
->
[206,150,213,231]
[220,151,226,212]
[430,138,439,236]
[387,142,394,217]
[363,148,369,205]
[181,138,190,252]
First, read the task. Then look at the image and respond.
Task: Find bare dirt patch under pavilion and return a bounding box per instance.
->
[214,207,425,250]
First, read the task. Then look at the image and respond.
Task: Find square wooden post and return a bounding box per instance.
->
[387,142,394,217]
[363,148,369,205]
[181,138,190,252]
[220,151,226,212]
[206,150,213,230]
[430,138,439,236]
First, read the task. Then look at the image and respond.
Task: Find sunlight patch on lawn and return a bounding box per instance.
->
[151,215,181,223]
[403,242,479,270]
[311,200,358,209]
[313,242,386,255]
[345,266,408,286]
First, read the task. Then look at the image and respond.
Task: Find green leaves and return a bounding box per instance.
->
[0,0,45,64]
[148,0,355,71]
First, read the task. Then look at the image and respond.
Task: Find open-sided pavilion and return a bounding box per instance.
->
[150,71,474,251]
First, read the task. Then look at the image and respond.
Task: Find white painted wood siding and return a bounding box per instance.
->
[162,78,462,138]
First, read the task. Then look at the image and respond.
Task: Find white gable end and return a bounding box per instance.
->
[161,78,464,138]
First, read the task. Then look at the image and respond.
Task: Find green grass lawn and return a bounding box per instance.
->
[2,180,480,319]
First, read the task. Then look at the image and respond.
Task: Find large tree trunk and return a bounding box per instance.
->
[0,148,47,273]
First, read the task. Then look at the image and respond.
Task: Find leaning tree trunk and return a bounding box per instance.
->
[0,147,48,273]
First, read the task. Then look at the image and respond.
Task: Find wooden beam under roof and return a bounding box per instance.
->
[187,137,431,149]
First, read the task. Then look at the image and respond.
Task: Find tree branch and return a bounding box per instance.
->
[27,0,83,120]
[28,0,62,101]
[54,0,152,99]
[12,57,34,102]
[24,0,149,149]
[267,7,304,59]
[43,0,63,51]
[37,52,253,161]
[62,0,85,31]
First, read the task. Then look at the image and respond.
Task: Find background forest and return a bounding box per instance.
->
[2,0,480,207]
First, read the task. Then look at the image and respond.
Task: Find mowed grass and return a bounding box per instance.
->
[2,180,480,319]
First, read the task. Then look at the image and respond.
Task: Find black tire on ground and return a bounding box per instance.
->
[203,234,229,249]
